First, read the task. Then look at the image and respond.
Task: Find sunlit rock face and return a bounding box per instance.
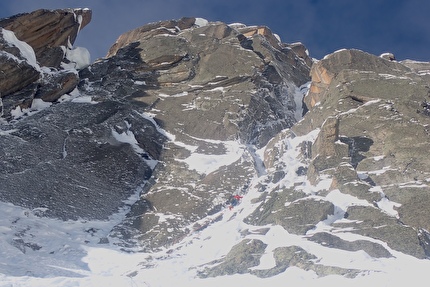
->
[0,14,311,240]
[1,8,430,281]
[92,17,312,250]
[291,49,430,259]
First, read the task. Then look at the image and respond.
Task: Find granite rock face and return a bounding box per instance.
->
[1,9,430,280]
[1,14,311,241]
[91,17,311,249]
[291,49,430,258]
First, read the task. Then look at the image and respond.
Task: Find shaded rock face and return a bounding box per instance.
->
[0,9,161,220]
[2,8,430,280]
[0,102,160,220]
[199,239,267,277]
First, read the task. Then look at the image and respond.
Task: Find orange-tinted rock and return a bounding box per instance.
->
[305,49,410,109]
[0,8,92,67]
[239,25,281,49]
[0,29,40,97]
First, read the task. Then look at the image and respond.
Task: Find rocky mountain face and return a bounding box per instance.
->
[1,8,430,279]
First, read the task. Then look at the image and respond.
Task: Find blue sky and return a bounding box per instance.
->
[0,0,429,62]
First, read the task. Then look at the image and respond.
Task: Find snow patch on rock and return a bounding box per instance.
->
[64,46,91,70]
[194,18,209,27]
[1,28,40,71]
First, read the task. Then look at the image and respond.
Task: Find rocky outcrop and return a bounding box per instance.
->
[246,192,335,235]
[199,239,268,277]
[0,8,91,67]
[306,116,349,184]
[235,47,430,274]
[305,49,410,109]
[35,70,79,102]
[106,17,196,58]
[289,48,430,258]
[0,9,91,119]
[252,245,362,278]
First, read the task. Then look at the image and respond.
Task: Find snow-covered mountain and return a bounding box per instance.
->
[1,8,430,287]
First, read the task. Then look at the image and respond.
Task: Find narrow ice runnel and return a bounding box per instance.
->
[247,144,267,177]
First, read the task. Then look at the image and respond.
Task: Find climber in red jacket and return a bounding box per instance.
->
[229,194,243,210]
[233,195,243,201]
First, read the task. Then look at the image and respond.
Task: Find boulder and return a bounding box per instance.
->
[35,70,79,102]
[252,245,362,278]
[199,239,267,277]
[305,49,411,109]
[334,206,427,259]
[0,9,92,119]
[245,189,334,235]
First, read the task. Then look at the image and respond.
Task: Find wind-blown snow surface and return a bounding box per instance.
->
[1,124,430,287]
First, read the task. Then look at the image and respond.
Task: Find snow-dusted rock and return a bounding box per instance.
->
[380,52,395,61]
[35,70,79,102]
[0,8,91,67]
[1,13,311,230]
[291,48,430,259]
